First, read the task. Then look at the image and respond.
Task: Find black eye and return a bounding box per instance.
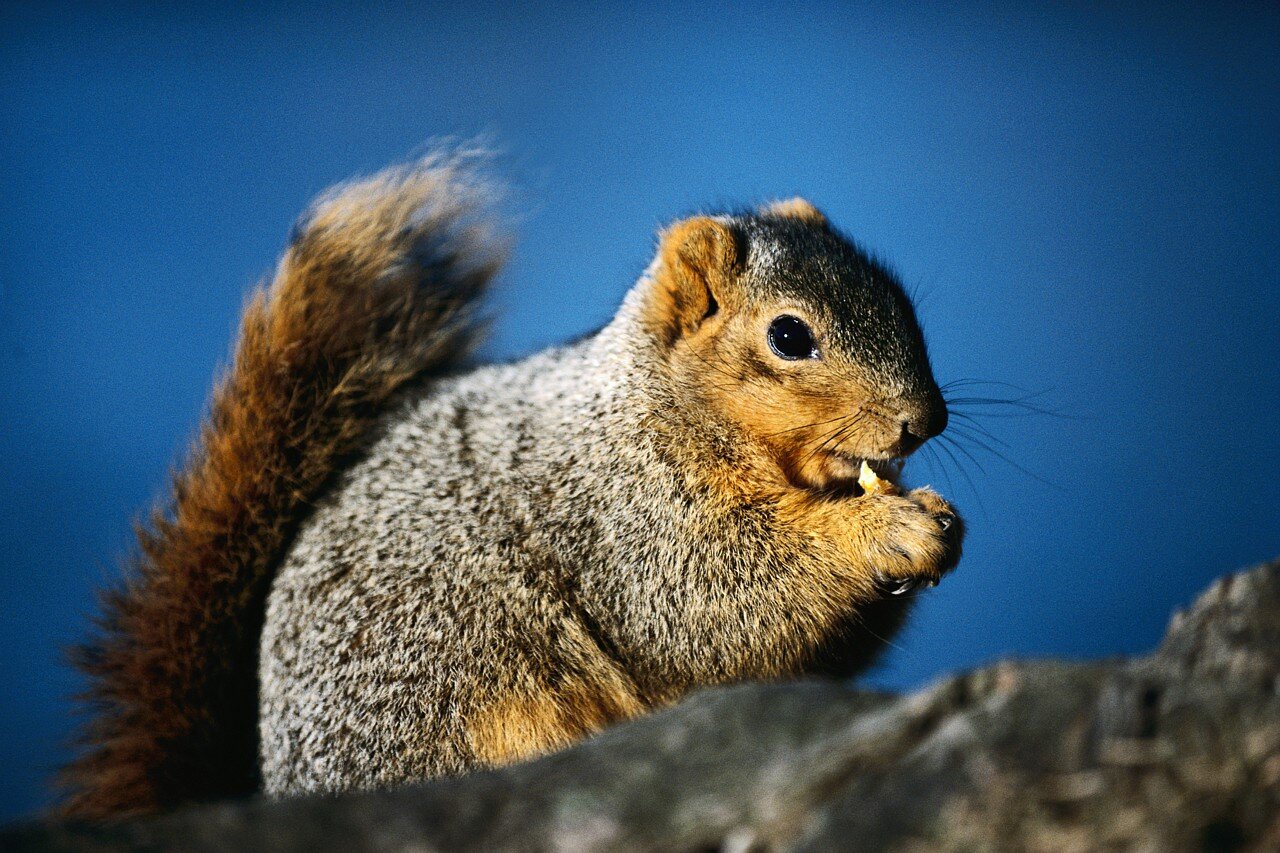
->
[767,315,818,360]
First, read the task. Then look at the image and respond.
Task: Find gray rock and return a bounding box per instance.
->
[9,559,1279,852]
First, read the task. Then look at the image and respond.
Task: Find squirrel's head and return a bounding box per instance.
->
[640,199,947,491]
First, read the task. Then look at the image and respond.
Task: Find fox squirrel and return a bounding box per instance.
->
[61,151,962,818]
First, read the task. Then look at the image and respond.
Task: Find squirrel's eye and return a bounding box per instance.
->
[767,315,818,360]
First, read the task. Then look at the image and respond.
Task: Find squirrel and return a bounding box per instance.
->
[60,150,962,818]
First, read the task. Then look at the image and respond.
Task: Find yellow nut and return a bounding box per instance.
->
[859,461,899,496]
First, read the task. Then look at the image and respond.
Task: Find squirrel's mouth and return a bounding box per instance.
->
[824,452,904,495]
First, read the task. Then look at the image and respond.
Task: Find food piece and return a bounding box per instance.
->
[859,460,900,496]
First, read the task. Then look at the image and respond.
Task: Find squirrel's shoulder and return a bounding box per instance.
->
[277,329,635,564]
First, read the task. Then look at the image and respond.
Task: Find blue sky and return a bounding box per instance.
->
[2,0,1278,821]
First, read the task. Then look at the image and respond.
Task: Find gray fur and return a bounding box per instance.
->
[261,286,688,794]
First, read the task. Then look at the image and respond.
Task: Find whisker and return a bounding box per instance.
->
[821,422,861,462]
[918,442,956,500]
[760,414,850,438]
[798,413,864,473]
[847,607,909,655]
[945,424,1062,490]
[937,432,989,477]
[947,411,1013,450]
[945,394,1049,406]
[687,349,744,385]
[801,419,856,468]
[795,417,852,459]
[932,435,986,513]
[944,396,1067,419]
[940,378,1039,394]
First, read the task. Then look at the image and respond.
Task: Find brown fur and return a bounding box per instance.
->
[653,210,937,492]
[468,675,644,767]
[59,156,505,819]
[760,197,828,225]
[642,208,963,673]
[464,594,646,767]
[641,216,744,346]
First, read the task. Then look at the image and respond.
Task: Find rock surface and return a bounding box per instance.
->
[8,559,1279,852]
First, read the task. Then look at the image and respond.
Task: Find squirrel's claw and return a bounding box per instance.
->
[889,578,918,595]
[873,570,923,596]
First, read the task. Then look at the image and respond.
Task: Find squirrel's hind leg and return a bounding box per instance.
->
[463,613,647,768]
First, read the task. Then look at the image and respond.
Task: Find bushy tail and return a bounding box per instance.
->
[60,152,507,819]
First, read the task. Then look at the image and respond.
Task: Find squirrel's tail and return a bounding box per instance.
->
[59,152,507,819]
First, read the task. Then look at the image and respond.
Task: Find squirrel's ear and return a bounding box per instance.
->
[759,197,827,226]
[644,216,743,345]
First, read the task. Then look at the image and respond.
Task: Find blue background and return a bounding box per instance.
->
[2,0,1278,822]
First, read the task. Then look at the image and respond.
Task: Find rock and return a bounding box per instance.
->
[7,559,1279,852]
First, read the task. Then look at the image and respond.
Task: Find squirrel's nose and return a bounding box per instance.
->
[911,401,949,441]
[892,396,948,455]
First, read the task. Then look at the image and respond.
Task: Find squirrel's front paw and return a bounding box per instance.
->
[859,488,963,596]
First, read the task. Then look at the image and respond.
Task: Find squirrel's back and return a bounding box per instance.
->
[61,152,507,819]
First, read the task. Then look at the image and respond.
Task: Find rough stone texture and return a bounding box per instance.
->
[9,559,1278,852]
